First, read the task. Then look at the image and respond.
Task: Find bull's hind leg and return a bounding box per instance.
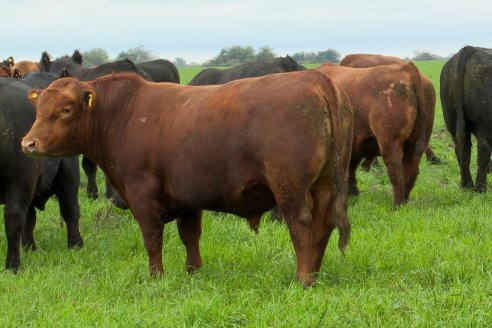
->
[381,143,405,207]
[348,159,362,196]
[176,210,203,273]
[474,135,491,193]
[82,156,99,200]
[55,160,84,249]
[309,187,335,274]
[453,131,473,189]
[278,196,316,286]
[402,148,423,202]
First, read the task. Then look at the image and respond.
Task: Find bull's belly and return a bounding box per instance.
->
[193,183,276,218]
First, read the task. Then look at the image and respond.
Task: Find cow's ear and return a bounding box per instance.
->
[60,68,70,78]
[72,50,83,65]
[28,89,42,105]
[7,56,14,67]
[82,90,95,110]
[13,69,21,79]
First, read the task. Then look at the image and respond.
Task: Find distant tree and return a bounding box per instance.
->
[314,49,341,63]
[291,52,305,63]
[205,45,256,66]
[116,45,155,63]
[291,49,340,64]
[412,51,444,61]
[255,46,276,61]
[174,57,187,67]
[81,48,110,68]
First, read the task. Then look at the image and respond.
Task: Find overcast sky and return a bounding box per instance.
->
[5,0,490,64]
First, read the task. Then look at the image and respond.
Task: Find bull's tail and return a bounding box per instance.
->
[404,62,433,157]
[321,77,352,252]
[454,46,477,164]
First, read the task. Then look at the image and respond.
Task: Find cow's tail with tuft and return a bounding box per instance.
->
[320,76,352,253]
[454,46,477,165]
[404,61,432,158]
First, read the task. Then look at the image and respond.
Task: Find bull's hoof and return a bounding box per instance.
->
[270,208,283,222]
[186,258,203,274]
[22,241,37,251]
[427,156,441,165]
[473,183,487,193]
[348,185,359,196]
[186,264,202,274]
[297,274,316,288]
[87,191,99,200]
[68,238,84,249]
[461,180,474,190]
[5,258,21,273]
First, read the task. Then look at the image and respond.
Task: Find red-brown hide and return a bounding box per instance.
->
[316,62,435,207]
[22,71,353,286]
[340,54,406,67]
[11,61,40,78]
[0,65,10,77]
[340,53,440,165]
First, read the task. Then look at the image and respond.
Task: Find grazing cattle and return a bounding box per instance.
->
[316,62,435,207]
[136,59,180,83]
[441,46,492,192]
[49,50,153,207]
[340,53,440,165]
[0,74,83,271]
[189,56,306,85]
[9,52,51,78]
[22,71,352,286]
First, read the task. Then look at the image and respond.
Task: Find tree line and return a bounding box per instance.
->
[79,45,447,68]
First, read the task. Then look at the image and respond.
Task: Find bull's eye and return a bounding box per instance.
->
[62,107,71,114]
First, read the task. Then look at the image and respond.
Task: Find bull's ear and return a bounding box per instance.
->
[7,56,14,67]
[82,90,95,110]
[28,89,42,105]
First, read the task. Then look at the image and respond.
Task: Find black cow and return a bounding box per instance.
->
[189,56,306,85]
[441,46,492,192]
[48,50,152,81]
[0,73,83,271]
[136,59,180,83]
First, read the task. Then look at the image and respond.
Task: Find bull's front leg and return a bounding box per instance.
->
[176,210,203,273]
[124,179,166,277]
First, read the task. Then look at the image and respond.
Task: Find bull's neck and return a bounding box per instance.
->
[81,80,137,171]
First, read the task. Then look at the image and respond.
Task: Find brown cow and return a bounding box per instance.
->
[340,53,440,166]
[21,71,353,286]
[340,53,405,67]
[0,65,10,77]
[9,52,51,78]
[316,62,435,207]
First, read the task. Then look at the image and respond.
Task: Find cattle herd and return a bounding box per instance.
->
[0,46,490,286]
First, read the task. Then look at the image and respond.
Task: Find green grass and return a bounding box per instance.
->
[1,61,492,327]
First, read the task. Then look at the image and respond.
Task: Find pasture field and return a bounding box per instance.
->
[1,61,492,327]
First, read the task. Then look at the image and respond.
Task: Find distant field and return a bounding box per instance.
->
[1,60,491,326]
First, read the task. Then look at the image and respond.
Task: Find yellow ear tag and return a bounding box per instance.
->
[88,94,93,108]
[31,93,38,99]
